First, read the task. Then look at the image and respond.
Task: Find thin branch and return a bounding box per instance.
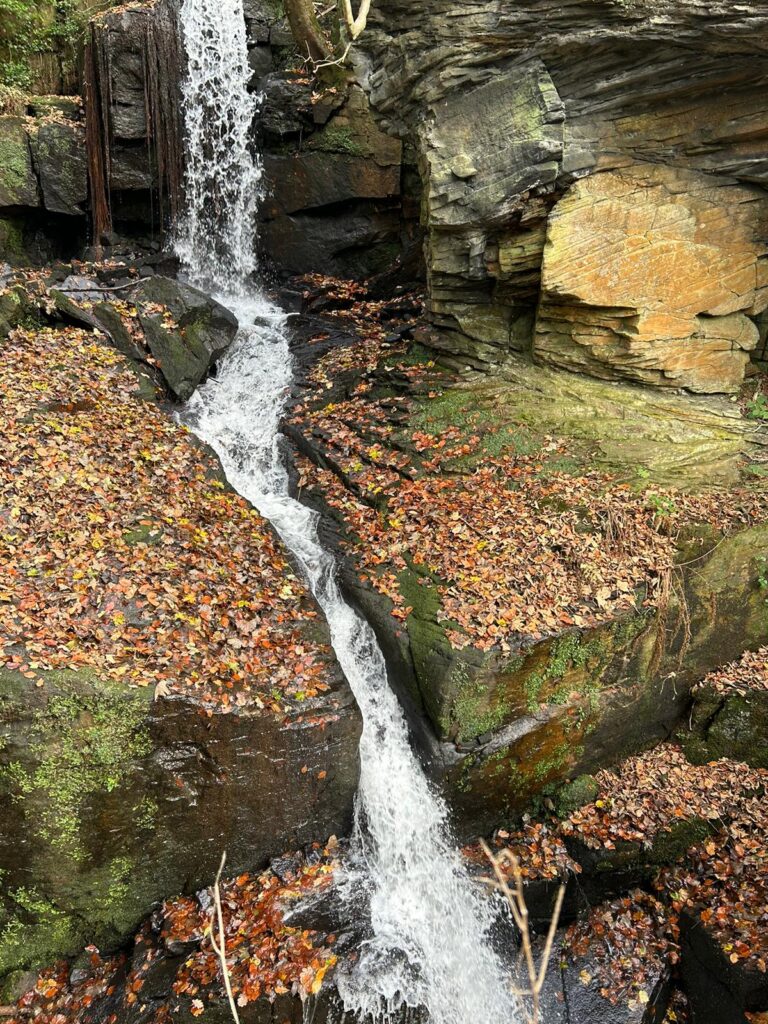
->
[481,840,566,1024]
[304,41,351,72]
[208,851,241,1024]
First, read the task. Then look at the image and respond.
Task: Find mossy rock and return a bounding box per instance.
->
[408,523,768,835]
[0,284,30,336]
[0,116,39,208]
[0,217,31,266]
[683,684,768,769]
[0,663,361,981]
[28,119,87,216]
[0,668,156,974]
[134,276,238,401]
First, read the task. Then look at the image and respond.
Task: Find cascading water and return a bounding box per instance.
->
[176,2,520,1021]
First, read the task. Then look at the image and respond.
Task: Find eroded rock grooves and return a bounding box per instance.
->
[174,1,519,1020]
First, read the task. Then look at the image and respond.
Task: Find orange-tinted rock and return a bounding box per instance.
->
[534,163,768,392]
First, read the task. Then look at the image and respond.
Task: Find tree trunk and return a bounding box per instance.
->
[283,0,331,62]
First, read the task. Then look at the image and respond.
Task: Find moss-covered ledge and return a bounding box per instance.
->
[282,303,768,838]
[438,522,768,834]
[0,660,361,985]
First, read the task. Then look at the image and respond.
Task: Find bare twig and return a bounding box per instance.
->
[304,41,352,72]
[481,840,566,1024]
[208,851,241,1024]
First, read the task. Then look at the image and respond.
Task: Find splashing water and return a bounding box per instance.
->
[174,0,261,292]
[176,2,520,1021]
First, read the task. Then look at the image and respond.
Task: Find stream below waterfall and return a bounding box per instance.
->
[175,1,520,1021]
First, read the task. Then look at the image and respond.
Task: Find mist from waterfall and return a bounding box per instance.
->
[176,2,520,1021]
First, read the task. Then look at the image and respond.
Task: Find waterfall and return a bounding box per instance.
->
[175,2,520,1022]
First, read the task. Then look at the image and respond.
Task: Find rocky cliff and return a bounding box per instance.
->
[356,0,768,393]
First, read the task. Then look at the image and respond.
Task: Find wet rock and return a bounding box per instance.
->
[133,276,238,400]
[680,908,768,1023]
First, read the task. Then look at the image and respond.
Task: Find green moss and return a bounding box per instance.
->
[530,741,582,784]
[308,124,364,156]
[398,563,457,728]
[451,677,512,742]
[0,216,26,263]
[548,773,599,817]
[523,632,603,713]
[1,670,152,861]
[523,615,649,714]
[0,134,27,180]
[123,522,164,546]
[0,888,77,977]
[684,690,768,769]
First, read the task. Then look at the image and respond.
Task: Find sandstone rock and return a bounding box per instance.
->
[357,1,768,373]
[415,64,562,360]
[285,330,768,837]
[534,164,768,393]
[439,522,768,836]
[133,276,239,400]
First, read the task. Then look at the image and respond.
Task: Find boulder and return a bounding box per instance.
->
[29,120,88,217]
[681,908,768,1024]
[534,164,768,393]
[0,116,39,209]
[133,276,239,400]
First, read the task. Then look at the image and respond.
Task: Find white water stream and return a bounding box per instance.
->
[176,2,519,1021]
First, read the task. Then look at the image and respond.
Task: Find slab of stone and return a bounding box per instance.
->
[134,276,239,400]
[0,116,39,209]
[534,163,768,393]
[29,120,88,216]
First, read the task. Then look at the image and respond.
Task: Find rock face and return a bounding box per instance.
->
[359,0,768,391]
[0,109,87,265]
[535,165,768,393]
[259,84,407,278]
[0,667,360,978]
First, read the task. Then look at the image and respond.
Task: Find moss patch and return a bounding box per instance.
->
[1,668,153,861]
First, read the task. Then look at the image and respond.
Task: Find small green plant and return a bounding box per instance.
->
[747,393,768,421]
[647,493,677,520]
[758,556,768,594]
